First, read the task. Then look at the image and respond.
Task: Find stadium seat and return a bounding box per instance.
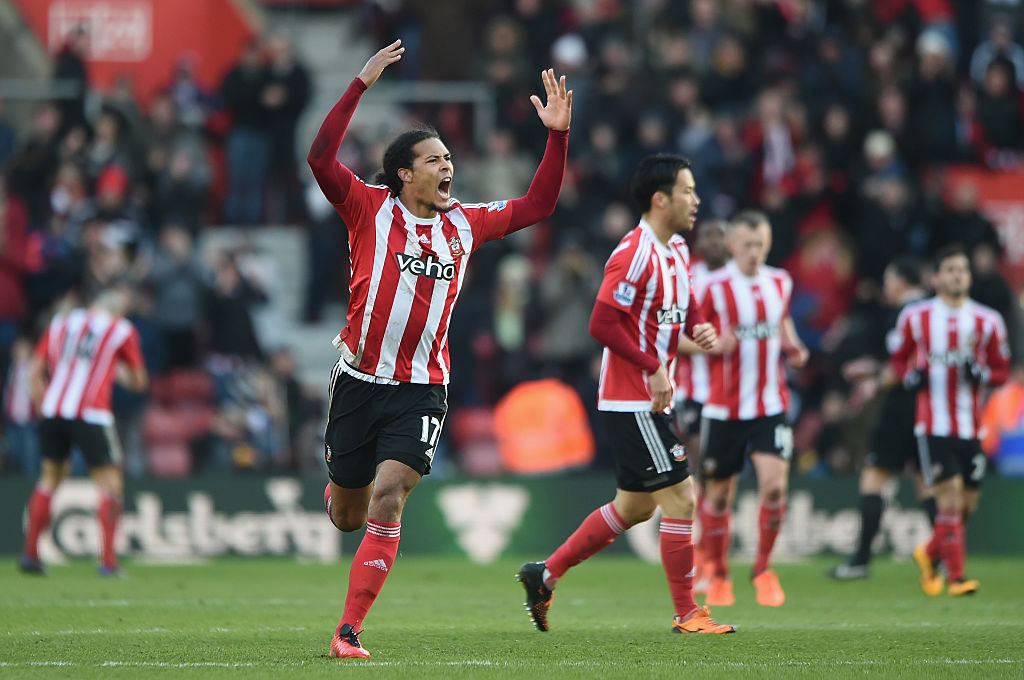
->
[147,441,191,477]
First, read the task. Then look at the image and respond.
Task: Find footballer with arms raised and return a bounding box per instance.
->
[307,40,571,658]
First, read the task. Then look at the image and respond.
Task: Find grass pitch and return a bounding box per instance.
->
[3,555,1022,679]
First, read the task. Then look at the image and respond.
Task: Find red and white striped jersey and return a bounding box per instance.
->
[701,261,793,421]
[332,180,517,384]
[596,220,695,411]
[34,308,144,425]
[674,259,717,404]
[890,297,1010,439]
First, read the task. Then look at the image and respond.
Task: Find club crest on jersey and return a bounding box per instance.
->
[447,235,465,258]
[613,282,637,307]
[657,305,687,325]
[396,252,456,281]
[670,443,686,462]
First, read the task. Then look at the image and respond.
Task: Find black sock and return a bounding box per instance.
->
[851,494,883,566]
[921,496,938,527]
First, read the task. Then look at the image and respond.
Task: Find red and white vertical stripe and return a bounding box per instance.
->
[36,309,141,426]
[334,185,523,385]
[596,221,694,411]
[702,261,792,421]
[891,298,1010,438]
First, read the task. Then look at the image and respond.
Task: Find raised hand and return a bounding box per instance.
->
[357,40,405,88]
[530,69,572,131]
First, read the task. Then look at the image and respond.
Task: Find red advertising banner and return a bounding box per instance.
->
[14,0,257,106]
[945,166,1024,293]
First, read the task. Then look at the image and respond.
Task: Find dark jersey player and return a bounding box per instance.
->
[307,40,571,658]
[829,258,934,580]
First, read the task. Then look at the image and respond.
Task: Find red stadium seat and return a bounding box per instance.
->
[147,441,191,477]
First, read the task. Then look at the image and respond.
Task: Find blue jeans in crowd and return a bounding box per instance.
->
[224,127,270,225]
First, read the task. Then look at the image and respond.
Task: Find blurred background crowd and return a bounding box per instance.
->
[2,0,1024,481]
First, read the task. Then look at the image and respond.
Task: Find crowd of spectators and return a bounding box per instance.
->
[2,0,1024,479]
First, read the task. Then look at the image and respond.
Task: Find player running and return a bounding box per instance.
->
[697,210,808,608]
[518,154,735,635]
[18,281,148,577]
[891,245,1010,596]
[829,258,935,580]
[307,40,571,658]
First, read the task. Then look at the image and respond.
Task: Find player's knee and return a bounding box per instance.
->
[708,494,730,514]
[368,490,406,522]
[620,506,656,526]
[761,486,786,505]
[332,509,367,533]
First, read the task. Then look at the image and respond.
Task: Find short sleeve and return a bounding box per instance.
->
[118,326,145,370]
[596,243,644,310]
[458,201,516,251]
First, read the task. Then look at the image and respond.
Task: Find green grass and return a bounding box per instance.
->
[3,555,1023,679]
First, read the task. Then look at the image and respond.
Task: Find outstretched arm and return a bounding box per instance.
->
[307,40,404,204]
[502,70,573,234]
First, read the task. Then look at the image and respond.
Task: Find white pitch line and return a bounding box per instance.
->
[6,598,320,608]
[0,659,1019,669]
[6,626,309,637]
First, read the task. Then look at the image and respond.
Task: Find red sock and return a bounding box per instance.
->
[940,515,966,581]
[545,503,627,586]
[660,518,697,619]
[699,497,731,578]
[338,519,401,633]
[753,500,787,575]
[23,486,53,560]
[927,512,957,563]
[97,492,122,569]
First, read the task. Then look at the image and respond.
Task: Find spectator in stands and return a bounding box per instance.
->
[53,23,89,136]
[204,250,266,363]
[146,224,206,370]
[84,108,135,185]
[976,57,1024,160]
[221,39,271,225]
[0,180,28,380]
[0,98,15,168]
[929,181,1002,255]
[167,56,211,130]
[970,14,1024,90]
[2,336,39,476]
[909,30,959,165]
[6,104,61,229]
[264,33,311,223]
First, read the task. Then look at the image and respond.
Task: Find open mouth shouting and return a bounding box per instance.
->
[438,177,452,202]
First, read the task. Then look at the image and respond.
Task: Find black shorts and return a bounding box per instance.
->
[699,414,793,480]
[324,363,448,489]
[602,411,690,492]
[673,399,704,438]
[865,389,918,471]
[917,435,987,489]
[38,417,121,468]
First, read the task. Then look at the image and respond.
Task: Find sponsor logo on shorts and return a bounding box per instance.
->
[325,444,332,463]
